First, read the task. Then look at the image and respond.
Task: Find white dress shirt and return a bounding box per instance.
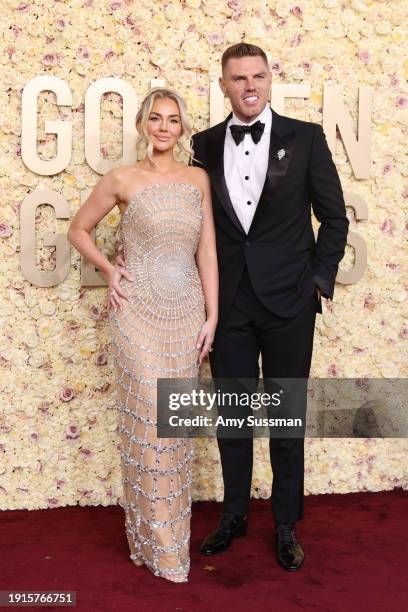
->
[224,104,272,234]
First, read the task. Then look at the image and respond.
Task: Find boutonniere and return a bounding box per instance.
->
[274,148,286,161]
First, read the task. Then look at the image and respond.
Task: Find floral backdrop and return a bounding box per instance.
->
[0,0,407,510]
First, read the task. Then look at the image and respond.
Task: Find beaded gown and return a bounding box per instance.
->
[109,182,206,583]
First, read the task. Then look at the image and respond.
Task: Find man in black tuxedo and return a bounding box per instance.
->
[190,43,349,570]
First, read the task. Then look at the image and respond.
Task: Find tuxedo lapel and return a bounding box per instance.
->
[206,111,245,234]
[206,106,296,234]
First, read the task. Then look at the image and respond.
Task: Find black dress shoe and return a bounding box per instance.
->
[274,523,304,571]
[200,512,248,555]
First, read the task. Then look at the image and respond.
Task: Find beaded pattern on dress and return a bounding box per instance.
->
[108,182,206,583]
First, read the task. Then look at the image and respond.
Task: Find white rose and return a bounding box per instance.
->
[28,352,45,368]
[351,0,369,13]
[243,17,265,39]
[327,23,346,38]
[276,0,291,17]
[39,299,56,316]
[151,47,173,67]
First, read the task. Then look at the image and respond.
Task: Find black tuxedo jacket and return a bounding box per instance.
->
[190,106,349,327]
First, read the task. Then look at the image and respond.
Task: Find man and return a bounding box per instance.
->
[189,43,349,571]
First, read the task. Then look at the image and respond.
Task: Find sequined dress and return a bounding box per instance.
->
[108,182,206,583]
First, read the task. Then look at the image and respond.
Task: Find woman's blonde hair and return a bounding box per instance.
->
[135,87,200,167]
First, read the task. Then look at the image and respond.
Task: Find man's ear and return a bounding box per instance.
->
[218,76,226,95]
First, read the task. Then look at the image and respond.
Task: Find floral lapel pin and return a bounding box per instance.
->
[274,148,286,161]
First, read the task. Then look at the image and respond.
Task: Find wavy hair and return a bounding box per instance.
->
[135,87,201,167]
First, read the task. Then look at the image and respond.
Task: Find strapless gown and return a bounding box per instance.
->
[108,182,206,583]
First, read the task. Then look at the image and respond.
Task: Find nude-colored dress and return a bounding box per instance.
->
[108,182,206,583]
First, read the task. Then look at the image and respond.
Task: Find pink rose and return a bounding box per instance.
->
[270,60,283,75]
[60,387,75,402]
[379,218,394,236]
[399,326,408,339]
[208,32,223,46]
[357,50,371,64]
[90,305,102,320]
[42,53,59,66]
[0,221,12,238]
[290,6,303,18]
[65,424,80,439]
[96,352,108,366]
[389,74,399,87]
[327,364,338,377]
[363,292,375,311]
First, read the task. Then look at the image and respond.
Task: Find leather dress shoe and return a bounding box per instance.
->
[200,512,248,555]
[275,523,304,571]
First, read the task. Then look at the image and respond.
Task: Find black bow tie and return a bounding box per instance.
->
[229,120,265,146]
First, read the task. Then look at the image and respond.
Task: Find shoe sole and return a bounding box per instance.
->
[279,556,305,571]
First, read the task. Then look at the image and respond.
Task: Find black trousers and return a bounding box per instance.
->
[209,265,319,525]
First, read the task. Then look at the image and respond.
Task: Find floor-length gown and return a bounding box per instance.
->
[108,182,206,583]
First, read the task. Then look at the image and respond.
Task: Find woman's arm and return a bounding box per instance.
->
[67,167,133,310]
[194,169,219,365]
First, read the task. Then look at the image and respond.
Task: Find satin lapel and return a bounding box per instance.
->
[249,108,296,230]
[206,113,246,234]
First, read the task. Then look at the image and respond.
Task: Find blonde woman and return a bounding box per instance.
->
[68,88,218,583]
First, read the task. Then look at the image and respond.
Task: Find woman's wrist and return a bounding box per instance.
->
[103,261,115,281]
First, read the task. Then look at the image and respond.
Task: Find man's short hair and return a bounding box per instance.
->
[221,43,269,74]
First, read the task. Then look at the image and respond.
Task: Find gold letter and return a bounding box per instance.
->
[323,84,372,179]
[337,192,368,285]
[84,77,138,174]
[21,76,72,175]
[20,190,70,287]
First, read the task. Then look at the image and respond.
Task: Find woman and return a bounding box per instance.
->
[67,87,218,583]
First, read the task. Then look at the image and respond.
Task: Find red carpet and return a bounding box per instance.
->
[2,489,407,612]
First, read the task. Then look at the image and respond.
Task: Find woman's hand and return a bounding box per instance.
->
[196,318,217,366]
[108,258,133,311]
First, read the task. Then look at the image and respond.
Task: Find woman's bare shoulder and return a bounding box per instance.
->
[109,164,146,202]
[187,166,210,182]
[187,166,210,188]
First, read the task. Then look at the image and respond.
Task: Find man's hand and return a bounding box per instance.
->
[116,243,126,268]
